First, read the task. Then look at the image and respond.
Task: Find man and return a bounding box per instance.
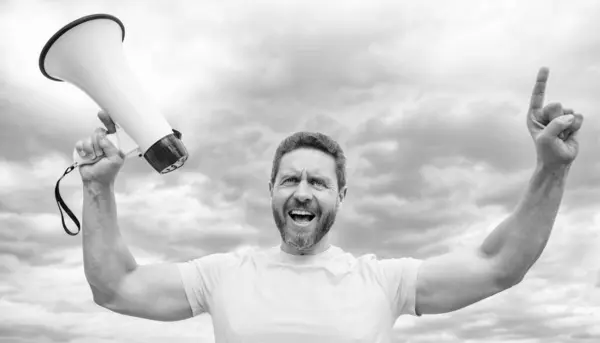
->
[75,67,583,342]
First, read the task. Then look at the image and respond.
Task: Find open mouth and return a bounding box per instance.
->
[287,209,316,226]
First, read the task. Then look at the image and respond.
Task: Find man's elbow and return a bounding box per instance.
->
[487,255,533,290]
[89,283,118,310]
[494,269,526,290]
[91,289,135,318]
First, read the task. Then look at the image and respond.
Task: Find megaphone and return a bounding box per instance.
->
[40,13,188,173]
[40,14,189,235]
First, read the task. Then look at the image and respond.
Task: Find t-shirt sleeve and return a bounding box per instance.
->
[176,252,235,316]
[377,257,424,318]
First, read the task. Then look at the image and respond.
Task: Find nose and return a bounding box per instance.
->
[293,180,312,202]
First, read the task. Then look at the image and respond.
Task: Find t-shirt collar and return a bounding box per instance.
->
[274,244,343,264]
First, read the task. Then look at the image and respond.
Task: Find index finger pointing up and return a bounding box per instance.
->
[529,67,549,112]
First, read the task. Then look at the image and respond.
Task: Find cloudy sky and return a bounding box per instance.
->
[1,0,600,342]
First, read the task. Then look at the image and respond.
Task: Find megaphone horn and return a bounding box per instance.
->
[39,13,188,174]
[40,14,190,236]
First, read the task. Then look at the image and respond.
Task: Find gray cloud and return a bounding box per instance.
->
[0,214,81,266]
[2,1,600,342]
[0,323,80,343]
[394,295,594,342]
[570,332,600,341]
[0,90,78,163]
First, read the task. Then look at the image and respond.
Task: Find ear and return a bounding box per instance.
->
[336,186,348,210]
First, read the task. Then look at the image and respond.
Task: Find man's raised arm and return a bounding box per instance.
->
[413,67,585,315]
[76,111,193,322]
[82,181,193,321]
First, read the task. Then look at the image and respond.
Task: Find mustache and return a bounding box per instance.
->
[284,200,320,215]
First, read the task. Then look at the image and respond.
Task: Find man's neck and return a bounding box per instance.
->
[280,235,331,256]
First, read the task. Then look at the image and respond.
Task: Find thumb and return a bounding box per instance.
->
[543,114,574,137]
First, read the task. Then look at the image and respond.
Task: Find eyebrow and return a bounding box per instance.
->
[280,171,332,182]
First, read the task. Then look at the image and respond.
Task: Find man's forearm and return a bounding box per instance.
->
[480,164,569,286]
[82,181,137,303]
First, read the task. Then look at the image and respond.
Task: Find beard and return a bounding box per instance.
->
[272,198,338,253]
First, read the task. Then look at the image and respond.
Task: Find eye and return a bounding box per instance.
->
[311,179,326,187]
[282,177,298,185]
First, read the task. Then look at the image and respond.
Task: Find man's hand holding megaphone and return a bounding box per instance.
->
[75,111,126,186]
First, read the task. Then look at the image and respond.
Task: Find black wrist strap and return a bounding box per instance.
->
[55,163,81,236]
[54,129,182,236]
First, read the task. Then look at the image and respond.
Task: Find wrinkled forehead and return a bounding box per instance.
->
[277,148,336,179]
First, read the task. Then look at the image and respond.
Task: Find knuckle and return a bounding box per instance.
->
[546,102,562,110]
[94,127,107,135]
[82,140,93,151]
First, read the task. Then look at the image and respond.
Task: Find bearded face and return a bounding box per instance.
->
[271,196,338,252]
[269,148,346,253]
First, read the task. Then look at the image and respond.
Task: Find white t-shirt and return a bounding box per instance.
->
[177,245,422,343]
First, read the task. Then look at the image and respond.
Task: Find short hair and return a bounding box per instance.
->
[270,131,346,190]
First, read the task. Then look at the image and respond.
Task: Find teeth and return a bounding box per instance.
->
[290,210,313,216]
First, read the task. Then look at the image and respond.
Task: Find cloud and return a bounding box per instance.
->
[2,0,600,342]
[0,323,81,343]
